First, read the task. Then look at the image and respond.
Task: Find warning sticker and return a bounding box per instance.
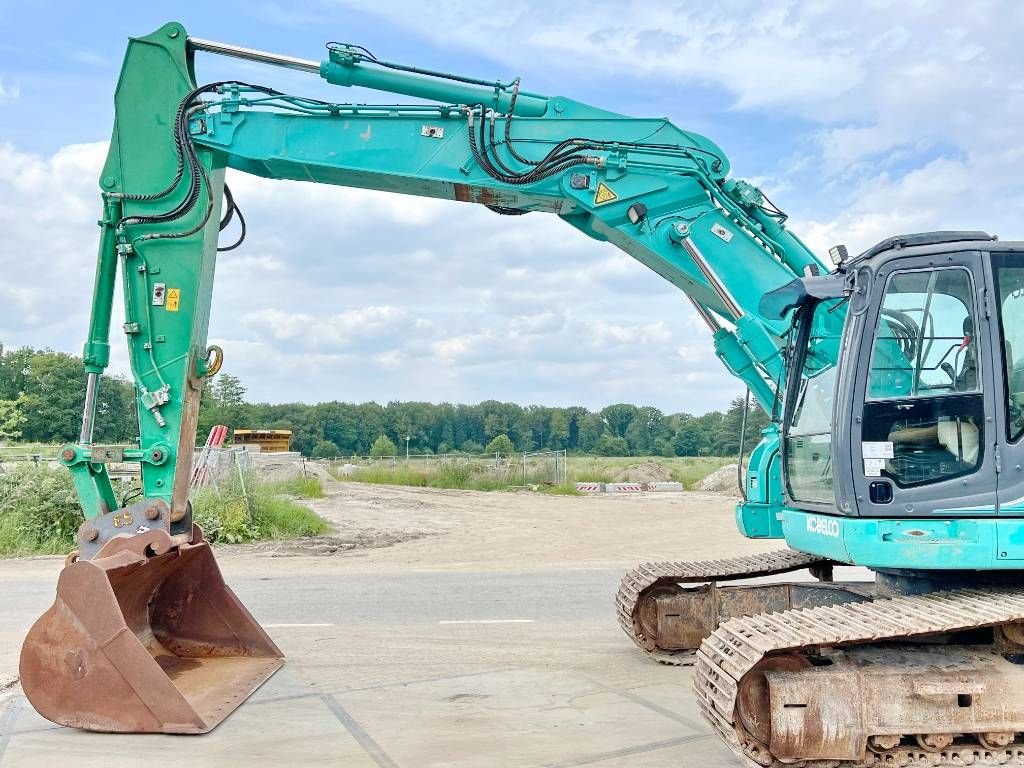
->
[594,182,618,205]
[166,288,181,312]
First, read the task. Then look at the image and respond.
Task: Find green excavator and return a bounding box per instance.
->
[19,23,1024,766]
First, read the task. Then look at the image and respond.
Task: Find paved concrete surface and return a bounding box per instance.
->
[0,484,870,767]
[2,566,734,767]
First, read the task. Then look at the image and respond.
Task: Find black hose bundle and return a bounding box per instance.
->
[115,81,282,245]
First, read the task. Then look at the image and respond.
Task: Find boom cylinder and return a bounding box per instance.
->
[319,58,549,116]
[188,36,550,117]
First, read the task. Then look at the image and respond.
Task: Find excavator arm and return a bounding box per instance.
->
[66,22,825,535]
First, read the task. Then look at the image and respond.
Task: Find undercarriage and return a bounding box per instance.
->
[617,551,1024,766]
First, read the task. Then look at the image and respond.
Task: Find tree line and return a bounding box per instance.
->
[0,346,768,458]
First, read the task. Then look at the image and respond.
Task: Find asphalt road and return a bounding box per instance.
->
[1,564,733,768]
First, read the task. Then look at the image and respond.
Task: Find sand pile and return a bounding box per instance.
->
[612,461,673,483]
[698,463,741,493]
[250,454,331,483]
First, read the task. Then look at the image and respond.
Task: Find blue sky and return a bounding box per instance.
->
[2,1,1022,412]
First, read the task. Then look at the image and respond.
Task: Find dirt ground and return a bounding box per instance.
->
[0,482,783,767]
[229,481,772,573]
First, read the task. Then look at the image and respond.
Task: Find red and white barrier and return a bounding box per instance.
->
[190,424,229,490]
[574,482,605,493]
[605,482,643,493]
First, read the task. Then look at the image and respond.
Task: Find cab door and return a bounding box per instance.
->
[850,252,998,517]
[989,250,1024,517]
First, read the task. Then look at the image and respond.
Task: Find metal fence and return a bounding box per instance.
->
[521,450,568,486]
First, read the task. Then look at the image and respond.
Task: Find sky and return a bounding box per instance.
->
[1,0,1023,413]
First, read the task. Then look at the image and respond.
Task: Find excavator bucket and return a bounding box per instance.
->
[19,532,282,733]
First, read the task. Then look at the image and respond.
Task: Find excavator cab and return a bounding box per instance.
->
[780,231,1006,525]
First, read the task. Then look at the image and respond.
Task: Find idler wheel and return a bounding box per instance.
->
[735,653,812,747]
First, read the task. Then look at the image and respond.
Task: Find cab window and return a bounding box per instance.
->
[863,267,983,487]
[992,254,1024,441]
[786,299,844,504]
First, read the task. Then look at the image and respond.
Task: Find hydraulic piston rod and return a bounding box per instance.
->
[188,37,320,73]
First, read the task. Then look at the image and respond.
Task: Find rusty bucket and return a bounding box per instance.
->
[19,530,283,734]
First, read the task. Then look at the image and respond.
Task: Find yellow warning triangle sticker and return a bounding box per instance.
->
[594,182,617,205]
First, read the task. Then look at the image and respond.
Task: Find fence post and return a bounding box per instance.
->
[234,451,252,518]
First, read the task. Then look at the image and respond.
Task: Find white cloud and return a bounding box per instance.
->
[241,305,407,348]
[0,78,19,103]
[319,0,1024,252]
[11,3,1023,414]
[0,141,108,342]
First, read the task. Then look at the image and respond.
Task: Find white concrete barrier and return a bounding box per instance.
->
[575,482,605,493]
[605,482,643,493]
[646,481,683,492]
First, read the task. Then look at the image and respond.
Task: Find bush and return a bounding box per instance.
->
[0,464,83,555]
[594,434,629,456]
[311,440,341,458]
[485,434,515,455]
[370,434,398,458]
[192,473,328,544]
[460,440,484,454]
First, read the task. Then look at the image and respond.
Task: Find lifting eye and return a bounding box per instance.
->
[958,694,973,707]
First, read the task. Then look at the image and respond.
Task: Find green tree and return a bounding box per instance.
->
[213,374,248,430]
[0,393,30,440]
[311,439,341,458]
[460,439,484,454]
[370,434,398,457]
[624,405,667,454]
[548,409,570,449]
[653,438,675,458]
[594,433,629,456]
[671,419,704,456]
[19,352,85,442]
[485,433,515,455]
[576,412,606,452]
[601,403,637,438]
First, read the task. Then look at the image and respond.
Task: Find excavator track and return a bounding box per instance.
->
[616,549,833,664]
[694,586,1024,767]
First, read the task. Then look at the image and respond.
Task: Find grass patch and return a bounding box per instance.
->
[535,482,582,496]
[342,460,512,491]
[334,455,733,492]
[0,464,81,555]
[566,455,733,489]
[191,474,328,544]
[0,464,329,554]
[264,475,324,499]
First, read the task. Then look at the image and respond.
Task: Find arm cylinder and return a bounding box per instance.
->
[81,203,120,375]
